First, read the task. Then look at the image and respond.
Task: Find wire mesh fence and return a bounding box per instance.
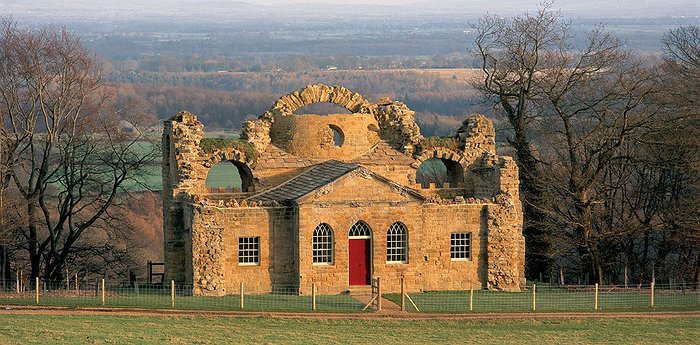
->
[0,279,365,313]
[384,282,700,313]
[0,278,698,314]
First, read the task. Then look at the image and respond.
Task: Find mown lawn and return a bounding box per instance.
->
[0,314,697,344]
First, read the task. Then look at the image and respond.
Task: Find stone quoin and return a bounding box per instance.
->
[162,84,525,295]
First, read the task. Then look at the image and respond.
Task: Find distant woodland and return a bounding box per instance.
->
[111,68,488,136]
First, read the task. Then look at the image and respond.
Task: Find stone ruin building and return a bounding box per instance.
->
[162,84,525,296]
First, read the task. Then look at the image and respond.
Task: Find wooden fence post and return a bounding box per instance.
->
[66,269,69,291]
[624,266,628,289]
[311,283,316,311]
[651,281,655,307]
[101,279,106,306]
[377,277,382,312]
[35,277,39,304]
[15,271,19,293]
[469,282,474,312]
[560,268,564,285]
[75,273,79,295]
[400,277,405,312]
[594,283,599,310]
[171,280,175,308]
[532,283,536,311]
[240,282,244,309]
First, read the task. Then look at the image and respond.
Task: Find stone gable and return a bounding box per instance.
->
[297,168,424,204]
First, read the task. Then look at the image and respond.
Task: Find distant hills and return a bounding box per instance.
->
[2,0,698,22]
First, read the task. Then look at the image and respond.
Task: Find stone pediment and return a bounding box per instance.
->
[245,160,423,205]
[296,165,424,205]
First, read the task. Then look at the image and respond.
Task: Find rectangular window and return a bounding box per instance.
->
[450,233,471,260]
[238,237,260,265]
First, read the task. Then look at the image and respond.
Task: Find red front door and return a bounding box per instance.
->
[349,239,371,285]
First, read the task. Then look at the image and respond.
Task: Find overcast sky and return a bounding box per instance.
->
[2,0,698,19]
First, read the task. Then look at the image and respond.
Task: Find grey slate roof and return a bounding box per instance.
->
[247,160,358,203]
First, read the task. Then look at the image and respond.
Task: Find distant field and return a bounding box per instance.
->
[0,314,697,344]
[172,68,482,83]
[203,131,240,140]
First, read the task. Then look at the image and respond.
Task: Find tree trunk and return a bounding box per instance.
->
[27,201,42,279]
[510,126,552,281]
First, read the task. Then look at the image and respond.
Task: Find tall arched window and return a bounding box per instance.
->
[386,222,408,263]
[313,223,334,264]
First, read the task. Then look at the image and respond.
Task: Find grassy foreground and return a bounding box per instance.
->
[0,314,698,344]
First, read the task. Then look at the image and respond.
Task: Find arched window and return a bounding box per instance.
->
[349,221,372,238]
[313,223,334,264]
[205,160,254,193]
[386,222,408,263]
[416,157,464,188]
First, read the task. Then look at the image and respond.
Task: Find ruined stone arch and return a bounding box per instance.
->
[414,148,468,188]
[267,84,374,116]
[202,149,255,192]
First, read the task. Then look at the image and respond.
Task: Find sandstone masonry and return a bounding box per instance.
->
[162,84,525,296]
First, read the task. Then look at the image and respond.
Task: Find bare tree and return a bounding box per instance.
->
[0,19,158,280]
[415,158,449,188]
[471,2,570,279]
[534,42,659,284]
[471,3,661,284]
[650,25,700,284]
[662,25,700,71]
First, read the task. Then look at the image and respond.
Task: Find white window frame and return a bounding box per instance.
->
[238,236,260,266]
[313,223,334,265]
[348,221,372,239]
[450,232,471,261]
[386,222,408,264]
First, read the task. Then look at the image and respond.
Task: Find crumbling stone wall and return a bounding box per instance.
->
[242,84,423,155]
[485,192,526,291]
[455,114,496,163]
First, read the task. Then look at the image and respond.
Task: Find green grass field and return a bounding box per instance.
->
[0,314,697,344]
[205,161,243,189]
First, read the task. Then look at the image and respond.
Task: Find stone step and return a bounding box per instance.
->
[347,285,372,295]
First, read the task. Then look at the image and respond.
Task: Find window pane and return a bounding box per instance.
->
[238,236,260,265]
[386,222,407,263]
[450,233,471,260]
[313,223,334,264]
